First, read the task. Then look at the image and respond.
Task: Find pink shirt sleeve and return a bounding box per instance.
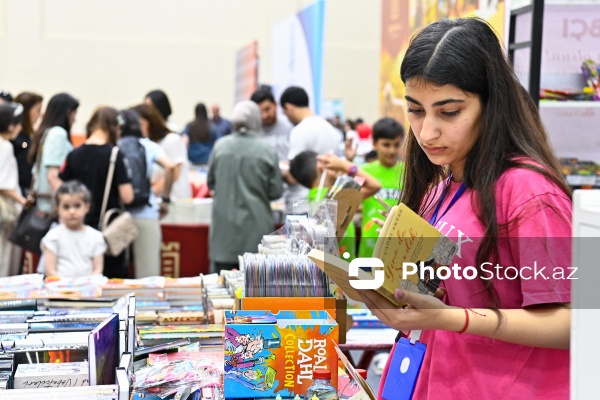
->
[498,168,572,307]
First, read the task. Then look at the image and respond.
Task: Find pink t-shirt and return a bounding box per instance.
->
[396,166,571,399]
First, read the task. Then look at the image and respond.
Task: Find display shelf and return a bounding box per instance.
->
[540,101,600,108]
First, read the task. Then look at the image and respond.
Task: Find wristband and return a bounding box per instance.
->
[458,308,469,334]
[161,197,171,204]
[458,308,486,334]
[347,163,358,177]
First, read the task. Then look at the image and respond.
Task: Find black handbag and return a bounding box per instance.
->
[8,201,54,253]
[8,131,55,253]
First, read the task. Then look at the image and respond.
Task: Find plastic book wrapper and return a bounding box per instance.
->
[0,274,44,299]
[260,199,338,256]
[309,204,458,307]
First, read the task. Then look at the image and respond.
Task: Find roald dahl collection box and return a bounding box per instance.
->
[224,310,338,398]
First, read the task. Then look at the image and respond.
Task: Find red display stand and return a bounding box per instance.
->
[160,224,210,277]
[22,251,41,274]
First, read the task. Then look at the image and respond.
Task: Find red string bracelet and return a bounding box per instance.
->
[458,308,470,334]
[458,308,487,334]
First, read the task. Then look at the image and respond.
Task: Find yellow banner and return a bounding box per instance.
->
[380,0,506,120]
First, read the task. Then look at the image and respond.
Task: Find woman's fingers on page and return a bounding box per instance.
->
[372,217,385,227]
[394,289,445,310]
[358,291,393,327]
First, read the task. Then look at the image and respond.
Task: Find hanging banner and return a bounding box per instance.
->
[235,41,259,103]
[380,0,506,120]
[271,0,326,114]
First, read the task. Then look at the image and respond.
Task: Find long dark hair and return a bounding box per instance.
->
[15,92,43,137]
[145,90,172,120]
[132,103,170,142]
[120,109,143,138]
[187,103,212,143]
[28,93,79,163]
[86,106,122,145]
[399,18,570,307]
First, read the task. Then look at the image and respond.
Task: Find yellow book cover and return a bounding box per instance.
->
[374,204,457,305]
[309,204,457,307]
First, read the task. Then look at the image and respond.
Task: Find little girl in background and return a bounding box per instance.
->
[41,181,107,278]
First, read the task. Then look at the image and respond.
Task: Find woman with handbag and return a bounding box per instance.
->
[59,106,134,278]
[0,103,27,276]
[28,93,79,216]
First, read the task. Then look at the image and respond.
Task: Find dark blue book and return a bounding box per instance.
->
[28,321,99,332]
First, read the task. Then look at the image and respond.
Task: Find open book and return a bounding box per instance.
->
[309,204,458,307]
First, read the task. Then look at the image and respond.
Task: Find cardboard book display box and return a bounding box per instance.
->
[331,188,363,237]
[238,297,348,343]
[223,310,338,399]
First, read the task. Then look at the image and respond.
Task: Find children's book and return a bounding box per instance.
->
[0,299,38,311]
[28,321,100,333]
[13,361,89,389]
[223,310,338,399]
[309,203,458,306]
[44,297,119,309]
[0,386,118,400]
[157,311,207,325]
[88,313,119,386]
[138,325,224,340]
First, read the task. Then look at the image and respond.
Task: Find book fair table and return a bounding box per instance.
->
[160,223,210,278]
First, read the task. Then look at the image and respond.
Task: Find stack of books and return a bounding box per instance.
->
[100,277,165,301]
[137,325,224,347]
[164,276,203,307]
[0,275,44,300]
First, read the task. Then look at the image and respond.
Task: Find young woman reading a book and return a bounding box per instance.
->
[359,18,571,398]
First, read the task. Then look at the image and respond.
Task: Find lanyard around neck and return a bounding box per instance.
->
[429,175,467,227]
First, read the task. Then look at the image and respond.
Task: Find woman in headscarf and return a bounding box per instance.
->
[207,101,283,273]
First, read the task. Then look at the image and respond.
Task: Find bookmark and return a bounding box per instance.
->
[381,330,426,400]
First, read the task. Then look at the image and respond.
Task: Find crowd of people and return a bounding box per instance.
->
[0,85,396,279]
[0,16,574,398]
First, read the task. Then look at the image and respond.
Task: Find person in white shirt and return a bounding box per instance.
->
[0,102,27,277]
[279,86,342,212]
[41,181,107,278]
